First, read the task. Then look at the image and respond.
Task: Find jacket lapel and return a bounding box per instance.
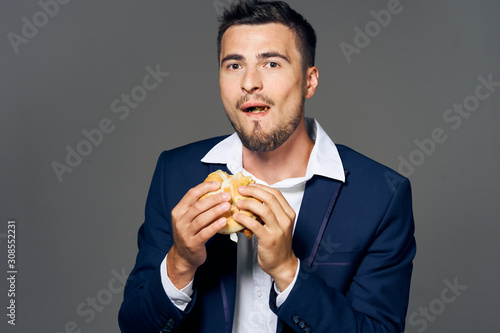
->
[292,173,346,267]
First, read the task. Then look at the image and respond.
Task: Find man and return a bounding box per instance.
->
[119,1,416,332]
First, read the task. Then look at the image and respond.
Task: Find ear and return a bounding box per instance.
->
[304,66,319,99]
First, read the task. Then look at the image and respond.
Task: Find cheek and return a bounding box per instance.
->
[272,75,303,97]
[219,82,235,104]
[220,75,239,92]
[275,86,304,110]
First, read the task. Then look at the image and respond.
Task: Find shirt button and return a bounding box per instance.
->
[256,290,262,297]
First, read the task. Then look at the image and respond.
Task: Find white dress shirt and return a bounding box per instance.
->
[160,118,345,332]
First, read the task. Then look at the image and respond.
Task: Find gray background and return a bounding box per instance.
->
[1,0,498,332]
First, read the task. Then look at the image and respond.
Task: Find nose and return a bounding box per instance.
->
[241,67,263,94]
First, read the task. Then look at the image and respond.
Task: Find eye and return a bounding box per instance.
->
[227,63,241,70]
[265,62,280,68]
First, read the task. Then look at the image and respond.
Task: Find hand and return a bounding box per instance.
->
[167,181,231,289]
[234,184,298,291]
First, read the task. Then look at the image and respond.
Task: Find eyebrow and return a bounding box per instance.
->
[258,52,290,63]
[220,52,291,66]
[220,54,244,66]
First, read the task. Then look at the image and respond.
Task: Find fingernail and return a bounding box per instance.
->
[239,186,246,191]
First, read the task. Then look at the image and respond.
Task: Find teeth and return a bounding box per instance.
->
[247,106,268,113]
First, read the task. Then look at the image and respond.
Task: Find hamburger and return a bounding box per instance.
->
[200,170,260,238]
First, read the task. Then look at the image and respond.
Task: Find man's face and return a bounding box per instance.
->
[219,23,318,151]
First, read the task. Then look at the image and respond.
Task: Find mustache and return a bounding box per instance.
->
[236,93,275,110]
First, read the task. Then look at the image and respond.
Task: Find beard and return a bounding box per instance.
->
[227,96,305,152]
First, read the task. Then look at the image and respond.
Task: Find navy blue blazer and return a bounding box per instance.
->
[119,136,416,333]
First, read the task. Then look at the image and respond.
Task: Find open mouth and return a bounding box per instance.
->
[243,106,269,113]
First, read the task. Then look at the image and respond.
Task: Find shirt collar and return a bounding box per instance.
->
[201,117,345,186]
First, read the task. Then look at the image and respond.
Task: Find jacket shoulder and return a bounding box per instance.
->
[154,135,229,188]
[336,144,410,192]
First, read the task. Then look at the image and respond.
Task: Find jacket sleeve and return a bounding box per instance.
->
[271,177,416,333]
[118,151,195,333]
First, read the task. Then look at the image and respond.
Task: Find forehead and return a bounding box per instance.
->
[220,23,299,58]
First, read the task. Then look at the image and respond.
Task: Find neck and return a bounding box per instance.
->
[242,118,314,185]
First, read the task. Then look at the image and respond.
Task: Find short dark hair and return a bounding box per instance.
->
[217,0,317,71]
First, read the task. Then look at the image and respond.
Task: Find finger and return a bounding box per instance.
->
[233,212,267,238]
[236,197,273,224]
[238,184,278,207]
[194,217,228,243]
[173,181,223,218]
[184,181,222,206]
[248,184,296,220]
[190,190,231,219]
[188,201,231,235]
[238,185,289,228]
